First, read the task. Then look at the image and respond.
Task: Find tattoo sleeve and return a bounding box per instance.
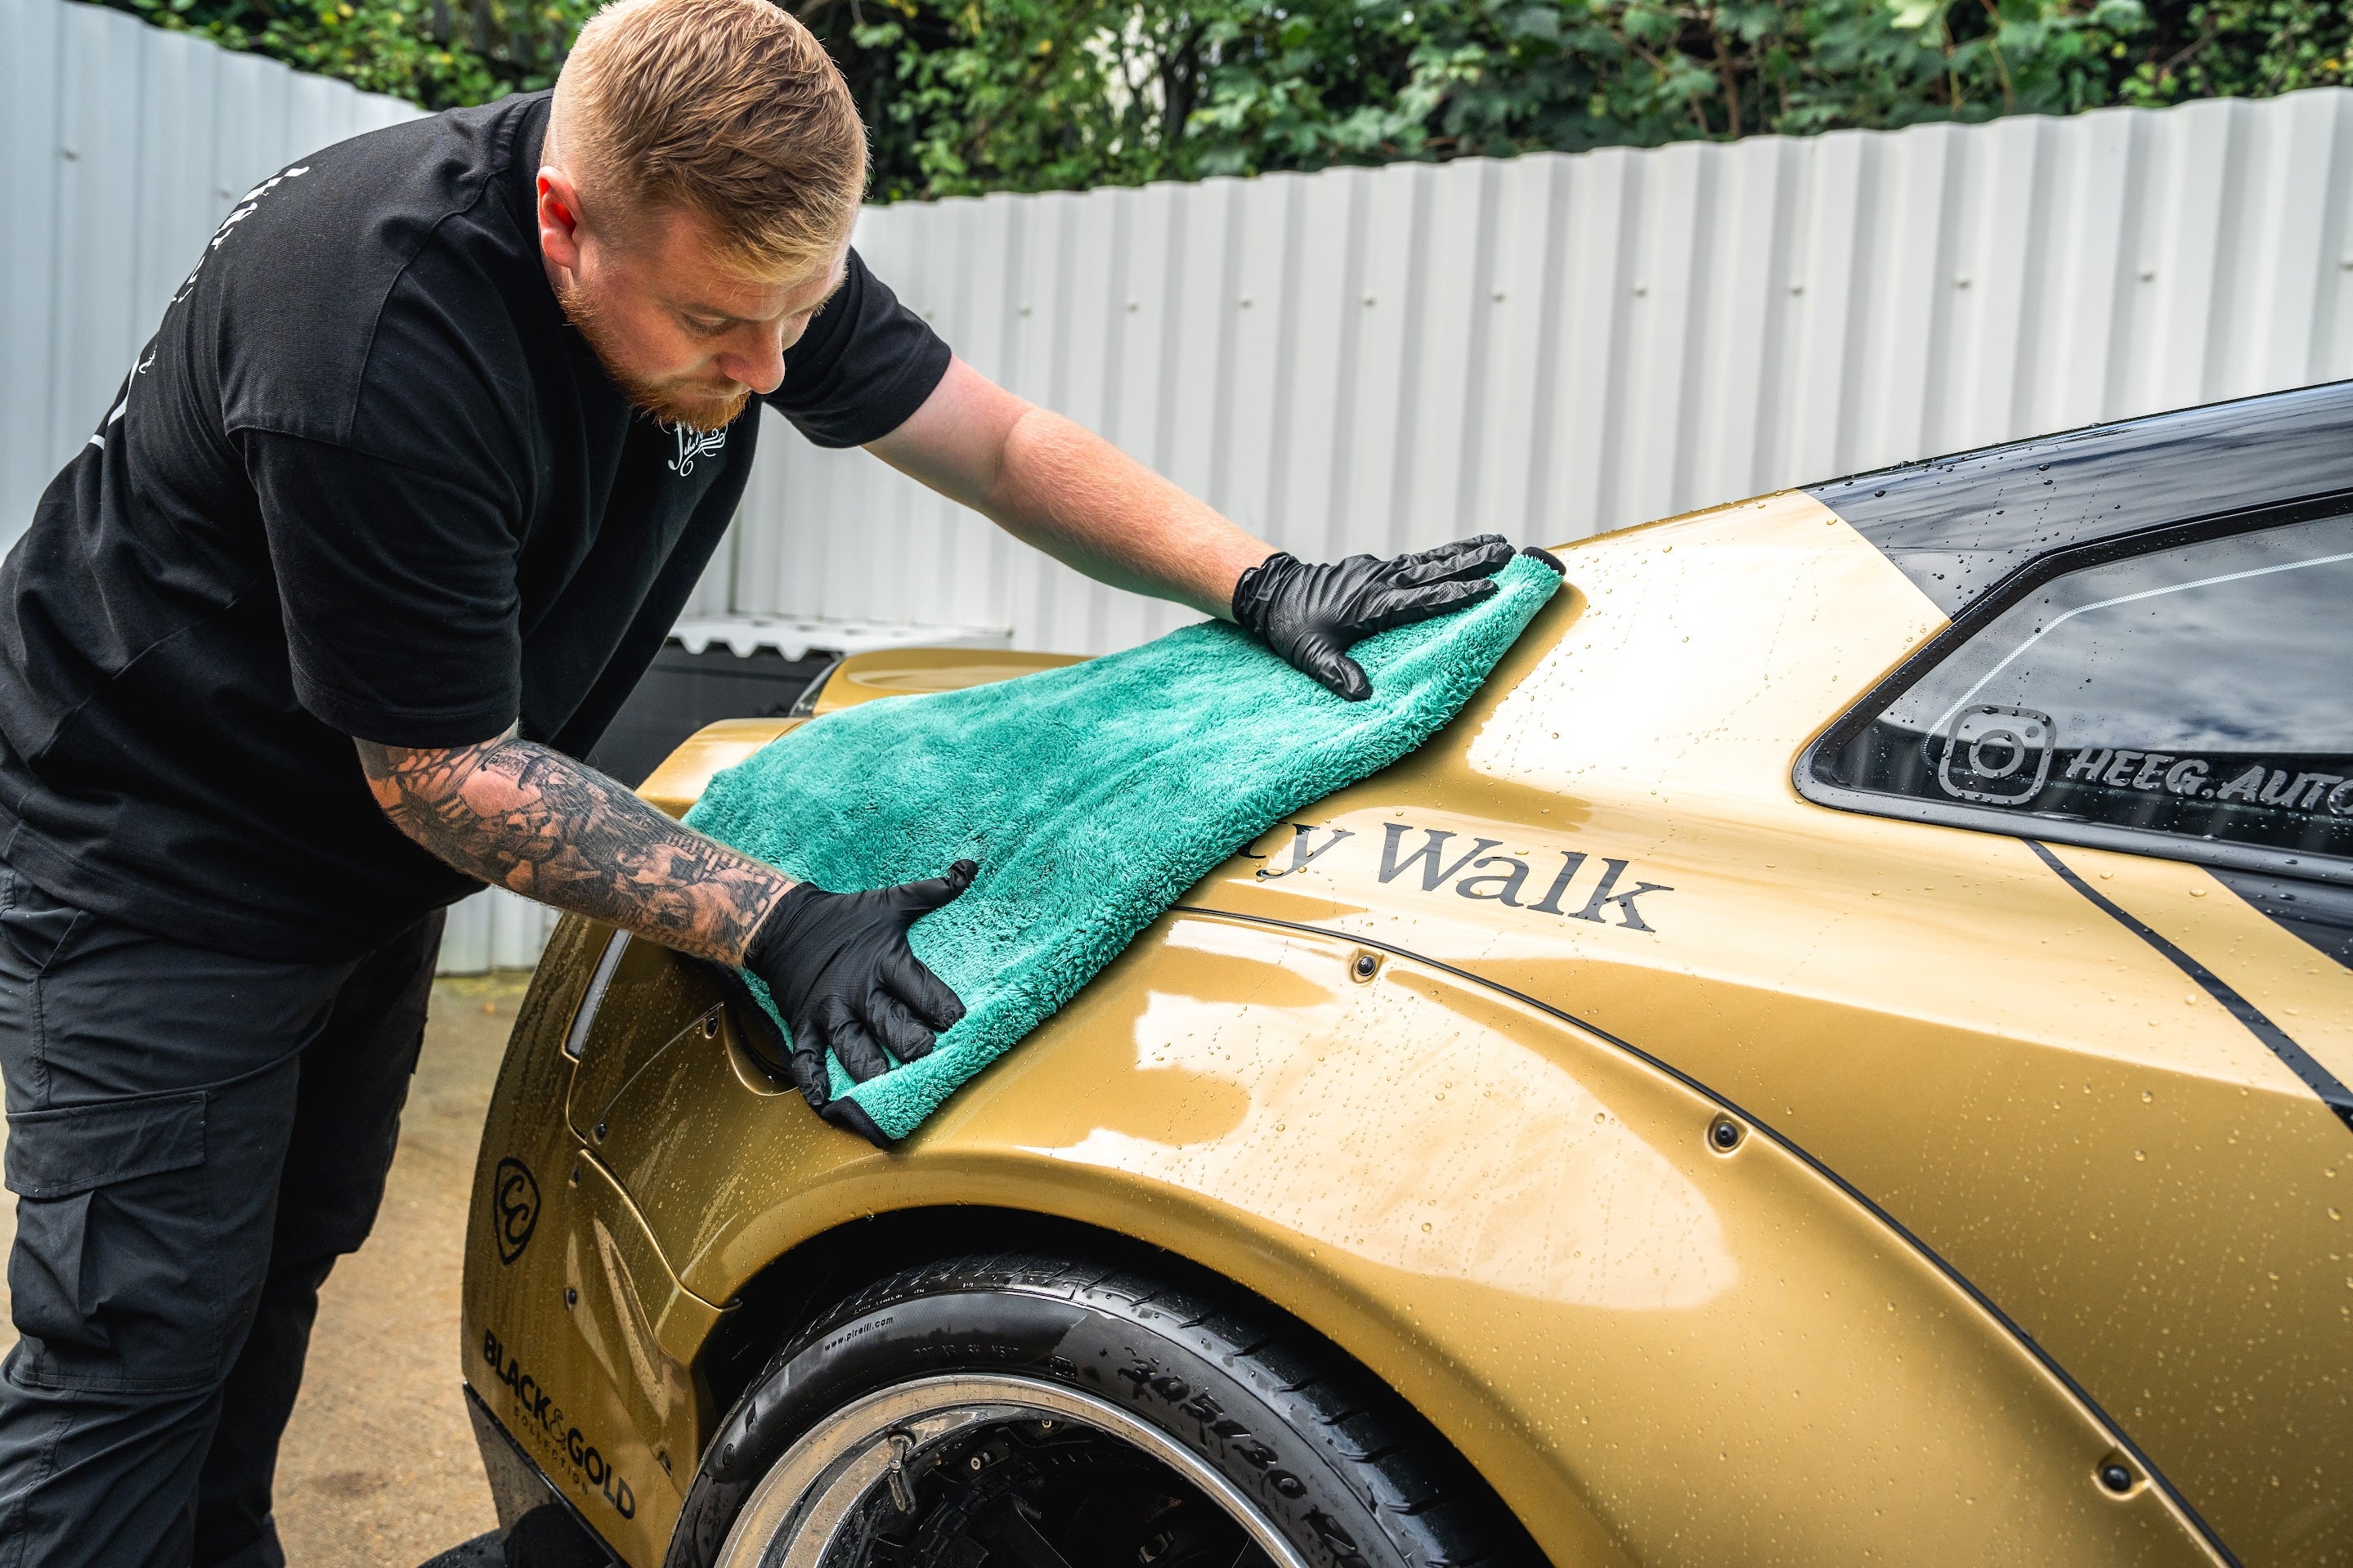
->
[355,729,791,965]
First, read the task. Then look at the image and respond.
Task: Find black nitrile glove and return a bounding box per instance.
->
[742,861,976,1104]
[1231,535,1518,701]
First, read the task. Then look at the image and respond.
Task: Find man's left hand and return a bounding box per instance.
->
[1232,535,1518,700]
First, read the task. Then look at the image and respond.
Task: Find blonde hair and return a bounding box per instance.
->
[551,0,866,277]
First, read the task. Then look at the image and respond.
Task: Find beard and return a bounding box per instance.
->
[556,277,751,434]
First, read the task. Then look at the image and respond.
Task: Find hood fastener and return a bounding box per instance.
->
[2098,1461,2135,1494]
[1707,1115,1744,1154]
[1351,952,1379,983]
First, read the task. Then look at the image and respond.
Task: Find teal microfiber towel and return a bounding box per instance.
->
[684,550,1562,1145]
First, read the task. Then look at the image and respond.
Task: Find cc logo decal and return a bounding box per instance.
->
[491,1156,540,1266]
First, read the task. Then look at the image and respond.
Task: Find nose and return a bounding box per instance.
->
[716,322,787,396]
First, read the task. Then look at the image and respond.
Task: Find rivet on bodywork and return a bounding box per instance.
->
[1708,1115,1744,1153]
[593,1121,607,1141]
[701,1010,720,1039]
[2099,1460,2136,1494]
[1351,952,1379,982]
[564,1287,578,1310]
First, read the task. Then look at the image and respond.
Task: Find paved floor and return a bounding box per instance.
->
[0,970,531,1566]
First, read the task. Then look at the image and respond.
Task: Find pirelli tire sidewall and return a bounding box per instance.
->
[666,1254,1468,1568]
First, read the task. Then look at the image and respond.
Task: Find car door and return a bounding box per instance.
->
[1804,507,2353,1128]
[1798,504,2353,1566]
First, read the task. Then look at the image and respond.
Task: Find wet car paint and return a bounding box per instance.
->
[463,468,2347,1565]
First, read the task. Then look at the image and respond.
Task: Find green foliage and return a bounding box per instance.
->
[115,0,593,110]
[2119,0,2353,104]
[822,0,2149,197]
[91,0,2350,199]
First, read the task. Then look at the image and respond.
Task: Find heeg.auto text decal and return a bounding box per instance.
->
[482,1327,637,1521]
[1245,820,1674,932]
[2058,748,2351,817]
[1924,706,2352,821]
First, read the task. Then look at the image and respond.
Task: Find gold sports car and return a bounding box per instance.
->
[460,382,2351,1568]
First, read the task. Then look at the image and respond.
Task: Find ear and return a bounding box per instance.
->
[538,166,586,279]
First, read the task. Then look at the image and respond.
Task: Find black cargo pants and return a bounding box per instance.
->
[0,867,443,1568]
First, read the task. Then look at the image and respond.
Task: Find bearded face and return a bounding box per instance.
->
[555,275,753,433]
[541,195,845,436]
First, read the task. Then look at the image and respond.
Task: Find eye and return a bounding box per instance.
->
[680,314,730,338]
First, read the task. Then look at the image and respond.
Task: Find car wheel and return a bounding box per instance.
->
[667,1253,1525,1568]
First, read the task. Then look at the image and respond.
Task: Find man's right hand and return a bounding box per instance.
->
[742,862,977,1094]
[1231,535,1518,701]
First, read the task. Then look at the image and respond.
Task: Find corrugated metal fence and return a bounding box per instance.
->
[751,87,2353,657]
[9,0,2353,966]
[0,0,424,538]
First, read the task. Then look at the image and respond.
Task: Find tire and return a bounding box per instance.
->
[666,1253,1530,1568]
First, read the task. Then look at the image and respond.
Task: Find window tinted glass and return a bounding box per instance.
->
[1813,513,2353,865]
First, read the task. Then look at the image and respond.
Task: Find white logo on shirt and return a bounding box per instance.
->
[92,166,311,453]
[666,422,727,477]
[168,166,310,311]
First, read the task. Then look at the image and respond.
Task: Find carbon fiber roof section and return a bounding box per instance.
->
[1806,379,2353,614]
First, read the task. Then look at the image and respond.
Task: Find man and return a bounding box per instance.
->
[0,0,1512,1560]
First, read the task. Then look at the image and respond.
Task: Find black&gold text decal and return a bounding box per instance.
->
[482,1328,637,1521]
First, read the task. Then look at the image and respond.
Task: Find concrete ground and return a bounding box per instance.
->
[0,971,531,1566]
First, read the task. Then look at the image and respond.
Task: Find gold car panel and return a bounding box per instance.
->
[2050,840,2353,1088]
[466,922,721,1566]
[808,647,1086,713]
[479,487,2342,1565]
[586,912,2219,1566]
[1162,496,2347,1563]
[636,718,800,819]
[564,930,729,1151]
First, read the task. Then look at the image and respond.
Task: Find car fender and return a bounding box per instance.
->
[532,905,2225,1566]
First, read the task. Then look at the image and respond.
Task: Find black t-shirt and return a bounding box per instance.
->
[0,92,951,961]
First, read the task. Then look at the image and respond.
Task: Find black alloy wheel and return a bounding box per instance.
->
[665,1254,1531,1568]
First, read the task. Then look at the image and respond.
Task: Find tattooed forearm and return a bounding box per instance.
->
[355,730,791,964]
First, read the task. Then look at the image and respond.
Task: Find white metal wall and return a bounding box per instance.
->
[437,882,566,975]
[0,0,425,539]
[728,87,2353,657]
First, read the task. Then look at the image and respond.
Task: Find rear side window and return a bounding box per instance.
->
[1808,513,2353,869]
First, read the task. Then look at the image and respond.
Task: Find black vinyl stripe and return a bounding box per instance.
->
[2025,840,2353,1136]
[1172,902,2240,1568]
